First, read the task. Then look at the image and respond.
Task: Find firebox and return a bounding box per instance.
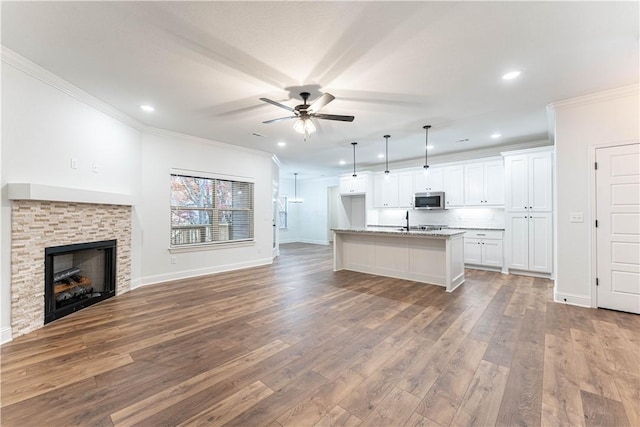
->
[44,239,116,324]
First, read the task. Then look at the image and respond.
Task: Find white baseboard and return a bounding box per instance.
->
[554,289,592,308]
[298,239,331,245]
[1,326,12,344]
[129,278,142,291]
[139,257,273,287]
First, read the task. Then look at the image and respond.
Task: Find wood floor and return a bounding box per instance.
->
[1,243,639,426]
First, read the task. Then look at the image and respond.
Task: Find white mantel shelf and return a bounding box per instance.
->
[7,183,134,206]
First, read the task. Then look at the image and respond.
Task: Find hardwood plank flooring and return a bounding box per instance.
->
[1,243,639,426]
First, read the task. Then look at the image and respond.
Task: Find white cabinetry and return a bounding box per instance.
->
[374,173,399,208]
[506,212,552,273]
[463,230,503,268]
[413,168,443,192]
[504,150,553,212]
[464,160,504,206]
[398,171,414,208]
[443,165,464,207]
[503,147,553,275]
[340,174,368,195]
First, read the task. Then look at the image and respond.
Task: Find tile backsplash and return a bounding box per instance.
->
[372,207,505,229]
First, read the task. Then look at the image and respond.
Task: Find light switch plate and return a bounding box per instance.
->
[569,212,584,223]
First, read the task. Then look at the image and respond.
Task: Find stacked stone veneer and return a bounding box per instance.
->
[11,200,131,338]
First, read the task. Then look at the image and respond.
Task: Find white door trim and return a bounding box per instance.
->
[589,139,640,308]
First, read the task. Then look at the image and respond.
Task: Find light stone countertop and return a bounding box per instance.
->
[332,227,465,238]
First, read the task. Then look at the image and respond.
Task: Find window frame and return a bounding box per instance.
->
[169,169,255,250]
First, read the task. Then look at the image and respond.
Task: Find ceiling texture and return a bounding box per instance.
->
[2,1,638,178]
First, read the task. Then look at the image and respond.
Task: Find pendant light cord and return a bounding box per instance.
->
[423,125,431,169]
[384,135,390,174]
[351,142,358,177]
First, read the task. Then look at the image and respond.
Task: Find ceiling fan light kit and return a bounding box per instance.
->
[260,91,354,140]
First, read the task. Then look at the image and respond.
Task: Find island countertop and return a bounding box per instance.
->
[332,227,466,238]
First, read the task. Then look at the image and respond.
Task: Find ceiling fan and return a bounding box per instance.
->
[260,92,355,136]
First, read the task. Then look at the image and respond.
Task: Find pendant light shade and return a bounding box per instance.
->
[423,125,431,169]
[289,172,303,203]
[383,135,391,174]
[351,142,358,177]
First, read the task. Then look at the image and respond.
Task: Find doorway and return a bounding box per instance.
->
[595,142,639,313]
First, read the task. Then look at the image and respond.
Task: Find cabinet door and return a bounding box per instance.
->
[443,165,464,207]
[528,212,553,273]
[504,154,529,211]
[464,163,484,205]
[483,160,504,205]
[529,151,553,212]
[374,174,398,207]
[413,168,443,192]
[507,213,529,270]
[482,239,503,267]
[464,238,483,264]
[352,175,367,194]
[398,172,414,208]
[339,176,352,195]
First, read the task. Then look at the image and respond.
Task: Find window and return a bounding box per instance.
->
[278,196,287,229]
[170,173,254,247]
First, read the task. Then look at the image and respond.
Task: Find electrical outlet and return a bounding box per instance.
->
[70,158,78,169]
[170,256,176,264]
[569,212,584,223]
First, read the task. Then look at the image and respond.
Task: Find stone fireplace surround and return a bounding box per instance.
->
[9,185,132,338]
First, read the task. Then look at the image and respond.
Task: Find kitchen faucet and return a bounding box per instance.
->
[405,210,410,231]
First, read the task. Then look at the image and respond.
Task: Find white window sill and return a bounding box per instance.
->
[168,239,255,253]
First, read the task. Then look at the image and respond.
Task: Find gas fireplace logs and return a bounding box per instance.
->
[53,269,93,302]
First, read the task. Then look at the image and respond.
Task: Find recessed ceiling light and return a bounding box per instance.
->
[140,104,155,112]
[502,70,521,80]
[339,160,346,165]
[491,133,502,139]
[277,141,286,147]
[427,145,434,150]
[377,153,385,158]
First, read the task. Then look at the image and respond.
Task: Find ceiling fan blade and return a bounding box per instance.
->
[259,97,294,112]
[262,116,297,124]
[312,113,355,122]
[308,93,335,113]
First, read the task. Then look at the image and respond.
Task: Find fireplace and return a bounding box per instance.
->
[44,239,117,324]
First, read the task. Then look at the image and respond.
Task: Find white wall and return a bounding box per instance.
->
[137,131,274,285]
[1,62,142,340]
[278,176,339,245]
[550,85,639,306]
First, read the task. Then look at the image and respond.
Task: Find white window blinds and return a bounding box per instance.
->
[170,174,254,246]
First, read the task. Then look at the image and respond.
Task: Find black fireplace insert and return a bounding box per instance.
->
[44,239,116,324]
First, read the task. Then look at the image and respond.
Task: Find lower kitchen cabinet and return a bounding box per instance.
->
[506,212,552,273]
[463,230,503,268]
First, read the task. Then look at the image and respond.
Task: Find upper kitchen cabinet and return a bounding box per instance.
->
[339,174,368,195]
[503,148,553,212]
[413,167,443,193]
[443,165,464,207]
[374,173,399,208]
[464,160,504,206]
[398,171,414,208]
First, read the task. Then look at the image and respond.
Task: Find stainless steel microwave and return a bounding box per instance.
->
[414,192,445,210]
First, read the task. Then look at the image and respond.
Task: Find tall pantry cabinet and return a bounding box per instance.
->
[502,147,554,275]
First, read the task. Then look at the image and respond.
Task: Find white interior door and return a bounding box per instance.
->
[596,143,640,313]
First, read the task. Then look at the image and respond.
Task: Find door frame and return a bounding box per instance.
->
[589,139,640,308]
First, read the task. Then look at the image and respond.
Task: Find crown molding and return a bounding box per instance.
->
[1,46,145,131]
[546,84,640,111]
[143,126,272,158]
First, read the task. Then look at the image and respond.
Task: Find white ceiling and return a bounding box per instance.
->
[2,1,638,179]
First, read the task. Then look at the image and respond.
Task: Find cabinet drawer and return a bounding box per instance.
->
[464,230,502,240]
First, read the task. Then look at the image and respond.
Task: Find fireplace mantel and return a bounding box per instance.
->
[7,183,134,206]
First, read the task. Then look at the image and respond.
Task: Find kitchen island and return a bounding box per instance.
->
[333,227,465,292]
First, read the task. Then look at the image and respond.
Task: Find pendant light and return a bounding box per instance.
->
[423,125,431,169]
[351,142,358,177]
[383,135,391,174]
[289,172,303,203]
